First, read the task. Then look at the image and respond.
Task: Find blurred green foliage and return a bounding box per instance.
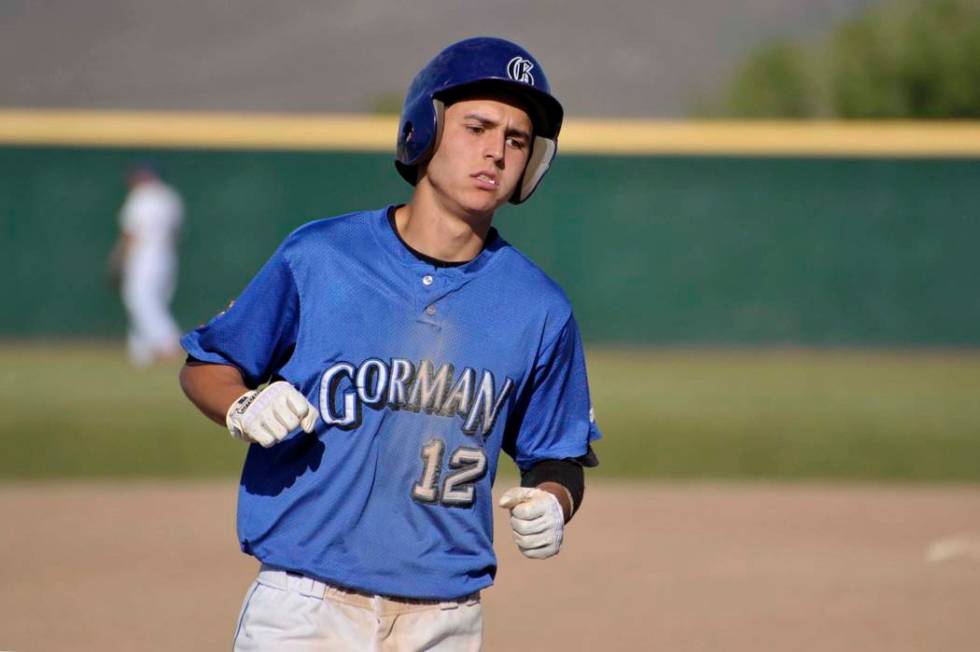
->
[728,42,813,118]
[3,344,980,482]
[724,0,980,118]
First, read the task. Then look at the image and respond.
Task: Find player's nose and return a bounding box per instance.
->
[483,132,505,164]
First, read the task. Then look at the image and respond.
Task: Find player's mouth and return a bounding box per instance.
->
[472,171,498,190]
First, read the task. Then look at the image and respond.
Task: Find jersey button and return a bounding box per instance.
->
[425,305,437,316]
[422,274,433,286]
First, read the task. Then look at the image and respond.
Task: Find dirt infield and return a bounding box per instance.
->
[2,481,978,651]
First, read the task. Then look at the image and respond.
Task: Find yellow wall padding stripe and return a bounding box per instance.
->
[0,110,397,151]
[562,119,980,157]
[1,109,979,157]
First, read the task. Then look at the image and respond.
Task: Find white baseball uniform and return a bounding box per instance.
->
[119,179,183,365]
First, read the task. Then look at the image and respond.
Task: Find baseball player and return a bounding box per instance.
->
[179,36,600,651]
[109,164,184,366]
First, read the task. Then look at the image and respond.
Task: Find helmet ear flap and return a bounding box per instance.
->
[395,98,444,185]
[406,99,446,185]
[431,99,446,156]
[400,120,414,146]
[511,135,557,204]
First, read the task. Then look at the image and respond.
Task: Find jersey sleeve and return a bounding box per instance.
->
[180,240,299,388]
[504,315,602,471]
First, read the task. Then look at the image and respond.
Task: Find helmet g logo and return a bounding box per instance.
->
[506,56,535,85]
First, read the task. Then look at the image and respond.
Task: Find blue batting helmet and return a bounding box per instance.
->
[395,36,564,204]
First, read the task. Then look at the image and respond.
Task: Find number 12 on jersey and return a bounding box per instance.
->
[412,439,487,506]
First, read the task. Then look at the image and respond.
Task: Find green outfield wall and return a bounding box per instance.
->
[1,144,978,345]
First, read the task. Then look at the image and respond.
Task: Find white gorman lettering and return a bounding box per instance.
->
[319,362,359,427]
[462,372,514,436]
[388,358,415,406]
[318,358,514,437]
[356,358,388,406]
[439,367,475,418]
[405,361,454,413]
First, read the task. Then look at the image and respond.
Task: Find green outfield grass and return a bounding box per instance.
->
[589,348,980,481]
[1,343,978,481]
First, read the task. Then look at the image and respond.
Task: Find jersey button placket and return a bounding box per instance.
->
[417,270,441,327]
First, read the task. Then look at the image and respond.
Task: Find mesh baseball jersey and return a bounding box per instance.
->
[181,206,601,599]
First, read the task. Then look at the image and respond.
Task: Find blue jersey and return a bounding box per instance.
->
[181,206,601,599]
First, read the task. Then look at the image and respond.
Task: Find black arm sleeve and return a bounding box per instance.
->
[520,446,598,520]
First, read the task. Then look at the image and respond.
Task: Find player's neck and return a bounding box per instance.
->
[396,191,492,263]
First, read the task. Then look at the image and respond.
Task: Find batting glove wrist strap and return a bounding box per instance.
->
[226,390,260,440]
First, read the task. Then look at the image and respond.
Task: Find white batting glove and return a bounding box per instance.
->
[225,381,319,448]
[498,487,565,559]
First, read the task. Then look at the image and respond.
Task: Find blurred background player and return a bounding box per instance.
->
[108,163,184,366]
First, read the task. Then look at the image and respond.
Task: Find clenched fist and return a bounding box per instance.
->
[498,487,565,559]
[226,381,319,447]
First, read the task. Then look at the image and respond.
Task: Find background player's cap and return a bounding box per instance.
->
[395,36,565,204]
[125,159,161,186]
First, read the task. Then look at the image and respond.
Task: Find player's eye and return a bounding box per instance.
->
[465,124,484,134]
[506,136,527,150]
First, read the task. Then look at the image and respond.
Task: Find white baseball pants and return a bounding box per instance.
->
[122,251,180,366]
[233,566,482,651]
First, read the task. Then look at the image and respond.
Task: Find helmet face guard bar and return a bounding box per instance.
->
[395,37,565,204]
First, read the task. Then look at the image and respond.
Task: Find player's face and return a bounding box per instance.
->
[422,96,533,219]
